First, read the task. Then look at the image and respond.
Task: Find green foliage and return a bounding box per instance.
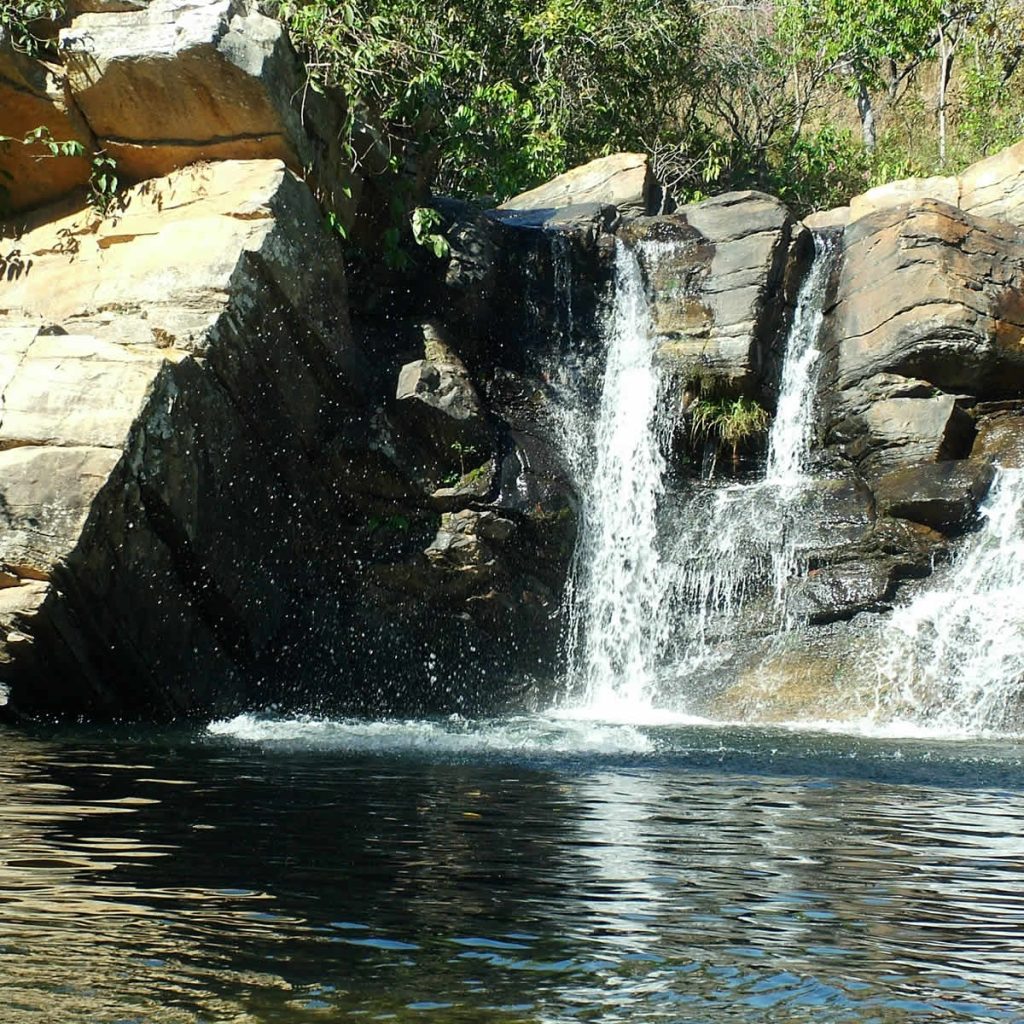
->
[449,440,479,476]
[690,395,771,468]
[462,461,491,485]
[87,150,119,215]
[266,0,700,202]
[777,0,943,94]
[0,0,65,56]
[264,0,1024,217]
[325,209,348,240]
[367,513,411,534]
[410,206,449,259]
[0,125,84,159]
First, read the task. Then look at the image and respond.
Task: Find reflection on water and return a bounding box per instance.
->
[1,719,1024,1022]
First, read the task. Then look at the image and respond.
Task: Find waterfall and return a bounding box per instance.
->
[873,466,1024,734]
[565,240,674,713]
[765,234,838,487]
[666,234,839,664]
[563,232,838,716]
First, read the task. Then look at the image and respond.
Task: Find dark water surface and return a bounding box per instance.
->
[1,714,1023,1023]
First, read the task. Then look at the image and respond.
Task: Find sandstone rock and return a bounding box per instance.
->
[625,191,797,392]
[848,175,959,222]
[0,446,120,577]
[0,159,364,717]
[0,38,93,212]
[488,201,618,235]
[789,560,896,624]
[67,1,147,11]
[828,200,1024,398]
[497,153,654,218]
[788,474,875,551]
[394,323,492,486]
[873,458,995,533]
[803,206,850,232]
[0,332,170,448]
[838,393,975,479]
[425,509,515,572]
[711,640,874,723]
[972,410,1024,468]
[59,0,356,222]
[959,139,1024,226]
[839,140,1024,230]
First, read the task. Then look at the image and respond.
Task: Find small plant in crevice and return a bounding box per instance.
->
[449,440,479,476]
[689,395,772,474]
[88,150,120,216]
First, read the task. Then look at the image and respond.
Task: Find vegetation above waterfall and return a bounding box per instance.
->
[268,0,1024,213]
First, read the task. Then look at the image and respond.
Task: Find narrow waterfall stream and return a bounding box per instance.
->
[873,466,1024,734]
[564,233,838,717]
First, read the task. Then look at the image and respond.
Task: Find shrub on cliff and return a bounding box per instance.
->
[265,0,700,203]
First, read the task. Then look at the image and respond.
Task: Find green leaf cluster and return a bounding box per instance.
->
[0,0,65,55]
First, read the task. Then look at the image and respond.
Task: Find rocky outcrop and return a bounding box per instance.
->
[2,0,1023,731]
[797,145,1024,631]
[972,409,1024,468]
[0,0,598,717]
[828,200,1024,397]
[59,0,359,222]
[821,196,1024,501]
[838,139,1024,228]
[872,459,995,533]
[0,159,364,716]
[496,152,655,222]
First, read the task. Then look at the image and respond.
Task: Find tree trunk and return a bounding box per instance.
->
[938,24,950,164]
[857,81,876,151]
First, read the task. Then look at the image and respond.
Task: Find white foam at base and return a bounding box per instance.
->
[207,713,654,756]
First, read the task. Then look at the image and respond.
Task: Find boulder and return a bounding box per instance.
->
[872,458,996,533]
[840,139,1024,228]
[972,410,1024,469]
[0,38,93,213]
[497,152,655,218]
[394,322,492,487]
[425,509,514,573]
[0,331,170,449]
[488,201,618,234]
[0,159,366,718]
[803,206,850,232]
[848,175,959,222]
[58,0,357,223]
[839,392,975,478]
[624,191,797,392]
[827,200,1024,398]
[958,139,1024,226]
[788,560,896,624]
